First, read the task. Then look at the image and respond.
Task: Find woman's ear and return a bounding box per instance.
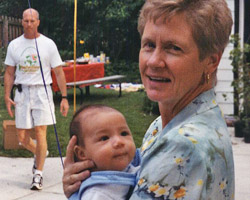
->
[206,51,222,74]
[74,145,87,161]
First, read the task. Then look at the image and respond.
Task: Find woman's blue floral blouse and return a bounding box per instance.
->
[130,89,235,200]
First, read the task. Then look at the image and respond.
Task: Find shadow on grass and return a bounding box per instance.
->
[53,87,121,105]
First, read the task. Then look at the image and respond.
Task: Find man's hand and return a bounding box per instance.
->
[5,96,15,117]
[60,98,69,117]
[63,135,95,198]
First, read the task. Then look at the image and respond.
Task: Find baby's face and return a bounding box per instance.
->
[81,111,136,171]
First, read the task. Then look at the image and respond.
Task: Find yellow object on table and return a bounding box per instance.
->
[84,53,90,59]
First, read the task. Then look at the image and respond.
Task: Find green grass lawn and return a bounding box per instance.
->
[0,84,158,157]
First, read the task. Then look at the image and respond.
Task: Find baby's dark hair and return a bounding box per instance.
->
[70,104,120,162]
[69,104,120,146]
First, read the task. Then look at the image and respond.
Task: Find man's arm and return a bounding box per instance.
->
[4,66,16,117]
[52,66,69,117]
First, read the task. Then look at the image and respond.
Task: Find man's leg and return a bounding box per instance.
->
[17,129,36,154]
[30,125,47,190]
[34,125,47,171]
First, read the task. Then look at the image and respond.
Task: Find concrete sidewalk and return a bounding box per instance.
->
[0,156,67,200]
[0,127,249,200]
[230,128,250,200]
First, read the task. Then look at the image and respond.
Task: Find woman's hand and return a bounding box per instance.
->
[63,135,95,198]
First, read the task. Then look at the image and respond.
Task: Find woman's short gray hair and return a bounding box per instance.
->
[138,0,233,60]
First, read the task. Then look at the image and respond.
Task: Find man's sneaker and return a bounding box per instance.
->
[30,174,43,190]
[32,150,49,174]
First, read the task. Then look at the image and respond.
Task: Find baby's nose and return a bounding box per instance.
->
[112,136,124,148]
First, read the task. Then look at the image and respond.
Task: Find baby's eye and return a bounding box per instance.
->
[121,131,129,136]
[100,136,109,141]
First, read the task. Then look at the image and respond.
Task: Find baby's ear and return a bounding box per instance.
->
[74,145,87,161]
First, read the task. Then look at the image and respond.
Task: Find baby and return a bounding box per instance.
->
[69,104,140,200]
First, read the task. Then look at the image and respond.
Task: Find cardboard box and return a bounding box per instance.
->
[2,120,36,150]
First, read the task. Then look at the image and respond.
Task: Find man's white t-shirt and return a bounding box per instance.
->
[4,34,63,85]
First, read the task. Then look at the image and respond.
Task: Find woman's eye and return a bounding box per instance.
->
[146,42,155,49]
[172,45,181,51]
[121,131,129,136]
[142,41,155,50]
[166,44,182,52]
[100,136,109,141]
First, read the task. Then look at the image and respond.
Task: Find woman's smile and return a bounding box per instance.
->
[148,75,171,83]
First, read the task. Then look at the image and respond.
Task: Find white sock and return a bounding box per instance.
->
[35,170,43,176]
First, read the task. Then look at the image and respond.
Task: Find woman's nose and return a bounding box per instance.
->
[147,49,165,68]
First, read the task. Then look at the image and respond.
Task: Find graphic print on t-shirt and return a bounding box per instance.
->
[18,47,40,73]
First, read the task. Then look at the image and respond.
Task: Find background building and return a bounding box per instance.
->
[215,0,249,115]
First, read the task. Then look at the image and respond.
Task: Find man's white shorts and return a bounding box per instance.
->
[14,85,56,129]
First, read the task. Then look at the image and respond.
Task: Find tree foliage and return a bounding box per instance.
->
[1,0,143,60]
[0,0,144,80]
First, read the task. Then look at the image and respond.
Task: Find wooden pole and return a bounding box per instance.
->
[73,0,77,113]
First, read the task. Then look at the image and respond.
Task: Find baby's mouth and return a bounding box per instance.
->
[114,153,127,158]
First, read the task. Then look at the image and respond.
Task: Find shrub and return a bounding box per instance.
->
[59,50,74,61]
[229,34,250,141]
[142,92,160,115]
[105,60,141,83]
[0,47,7,76]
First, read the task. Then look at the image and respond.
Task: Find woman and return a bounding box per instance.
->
[63,0,235,199]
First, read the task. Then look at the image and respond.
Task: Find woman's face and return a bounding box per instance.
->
[139,14,209,109]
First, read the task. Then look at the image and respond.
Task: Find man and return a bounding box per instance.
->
[4,8,69,190]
